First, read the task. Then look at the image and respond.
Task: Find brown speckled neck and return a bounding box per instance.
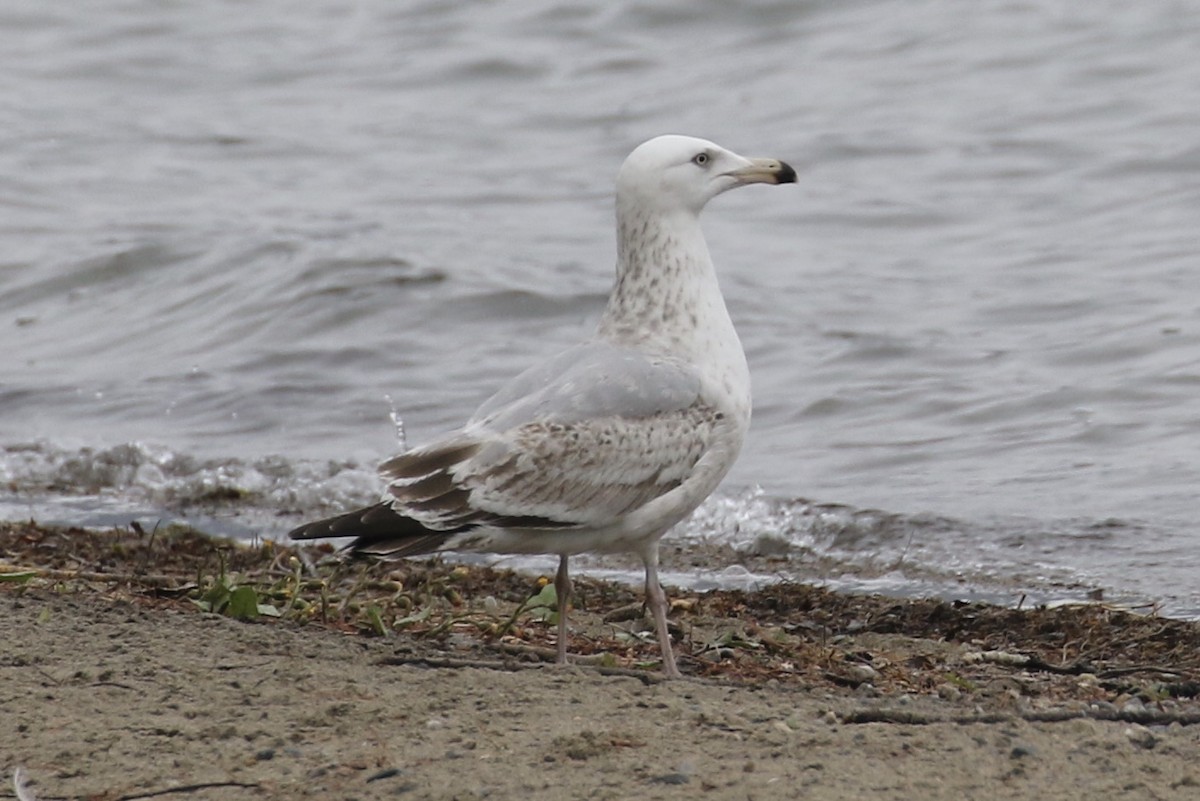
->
[597,204,718,353]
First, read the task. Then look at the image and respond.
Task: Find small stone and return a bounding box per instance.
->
[1125,724,1158,750]
[937,684,962,702]
[749,532,791,557]
[445,633,474,650]
[1010,745,1036,759]
[1121,698,1146,715]
[846,664,878,683]
[651,773,690,785]
[366,768,402,783]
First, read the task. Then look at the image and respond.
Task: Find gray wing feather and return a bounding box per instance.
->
[380,341,717,531]
[459,403,719,525]
[468,341,703,431]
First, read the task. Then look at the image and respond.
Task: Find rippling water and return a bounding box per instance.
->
[3,0,1199,615]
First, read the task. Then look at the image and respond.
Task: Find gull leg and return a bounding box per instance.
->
[554,554,571,665]
[642,547,681,678]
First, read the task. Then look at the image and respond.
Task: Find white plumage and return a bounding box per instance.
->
[291,135,795,676]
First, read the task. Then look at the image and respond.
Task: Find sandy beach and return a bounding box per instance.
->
[3,521,1199,800]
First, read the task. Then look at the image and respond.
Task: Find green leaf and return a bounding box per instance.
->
[366,605,389,636]
[394,606,433,628]
[199,580,231,611]
[526,605,557,624]
[256,603,281,618]
[521,583,559,623]
[0,571,37,584]
[525,583,557,610]
[226,586,261,619]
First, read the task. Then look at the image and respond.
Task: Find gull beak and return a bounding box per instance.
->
[726,157,798,186]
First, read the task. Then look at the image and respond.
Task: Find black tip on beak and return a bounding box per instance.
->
[776,161,797,184]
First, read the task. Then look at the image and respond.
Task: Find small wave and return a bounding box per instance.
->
[678,487,1159,613]
[2,443,1190,617]
[0,440,380,536]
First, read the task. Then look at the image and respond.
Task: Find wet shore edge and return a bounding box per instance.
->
[4,517,1200,704]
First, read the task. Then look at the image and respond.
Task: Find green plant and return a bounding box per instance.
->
[191,549,279,620]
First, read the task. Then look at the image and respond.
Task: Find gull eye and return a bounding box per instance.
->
[692,151,710,167]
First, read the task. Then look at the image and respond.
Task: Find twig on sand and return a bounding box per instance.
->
[377,646,666,684]
[9,769,259,801]
[841,706,1200,726]
[111,781,261,801]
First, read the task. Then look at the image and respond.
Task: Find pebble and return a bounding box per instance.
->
[445,633,474,650]
[1125,724,1158,750]
[749,533,791,557]
[846,664,878,683]
[650,773,690,785]
[366,768,403,783]
[1121,698,1146,715]
[936,683,962,702]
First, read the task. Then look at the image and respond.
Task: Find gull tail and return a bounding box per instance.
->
[288,502,457,558]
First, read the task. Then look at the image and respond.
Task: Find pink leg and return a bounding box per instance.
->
[642,548,681,678]
[554,554,571,665]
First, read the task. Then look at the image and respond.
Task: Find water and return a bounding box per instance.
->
[3,0,1199,616]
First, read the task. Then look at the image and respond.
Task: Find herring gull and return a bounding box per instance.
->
[289,135,795,676]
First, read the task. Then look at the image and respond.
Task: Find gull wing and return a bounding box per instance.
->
[468,342,704,430]
[380,342,719,531]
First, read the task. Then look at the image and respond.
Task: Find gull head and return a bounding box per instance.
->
[616,134,797,216]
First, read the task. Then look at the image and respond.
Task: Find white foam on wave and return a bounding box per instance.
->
[0,439,380,537]
[3,442,1191,617]
[677,487,1133,610]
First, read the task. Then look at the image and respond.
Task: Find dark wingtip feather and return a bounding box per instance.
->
[288,502,456,558]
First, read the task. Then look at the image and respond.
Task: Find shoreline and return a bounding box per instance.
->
[3,520,1199,800]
